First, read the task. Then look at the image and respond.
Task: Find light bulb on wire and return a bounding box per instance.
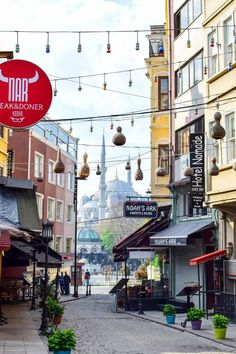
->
[53,81,58,96]
[128,70,133,87]
[15,31,20,53]
[78,77,82,91]
[135,30,140,50]
[103,74,107,90]
[77,32,82,53]
[46,32,50,53]
[106,31,111,53]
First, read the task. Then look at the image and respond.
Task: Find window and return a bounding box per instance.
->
[67,204,73,222]
[47,197,55,221]
[68,171,74,191]
[36,193,43,219]
[223,17,233,67]
[176,52,203,96]
[55,237,61,253]
[56,200,64,222]
[208,30,217,76]
[48,160,56,184]
[34,152,44,178]
[174,0,202,38]
[158,77,168,110]
[158,144,169,174]
[66,238,72,254]
[57,172,64,187]
[226,112,235,162]
[176,118,204,155]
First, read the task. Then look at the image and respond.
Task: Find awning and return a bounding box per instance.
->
[0,230,10,251]
[189,249,227,265]
[11,239,62,268]
[150,219,214,246]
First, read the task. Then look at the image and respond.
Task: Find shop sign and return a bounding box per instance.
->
[150,237,187,246]
[189,133,205,208]
[123,201,158,218]
[0,59,52,128]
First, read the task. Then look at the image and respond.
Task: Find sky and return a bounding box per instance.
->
[1,0,165,199]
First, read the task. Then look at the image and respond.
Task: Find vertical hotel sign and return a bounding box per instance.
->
[190,133,205,208]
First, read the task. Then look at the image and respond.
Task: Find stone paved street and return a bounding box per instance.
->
[58,293,236,354]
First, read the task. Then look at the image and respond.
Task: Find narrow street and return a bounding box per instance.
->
[59,292,235,354]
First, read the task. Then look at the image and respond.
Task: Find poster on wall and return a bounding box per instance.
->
[189,133,205,208]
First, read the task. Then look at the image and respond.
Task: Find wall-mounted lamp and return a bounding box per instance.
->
[227,242,234,258]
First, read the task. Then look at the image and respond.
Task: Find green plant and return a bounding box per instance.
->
[187,307,205,321]
[163,304,176,316]
[212,314,230,329]
[48,329,76,351]
[47,297,64,320]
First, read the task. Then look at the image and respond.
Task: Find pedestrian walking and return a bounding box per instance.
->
[58,272,65,295]
[84,269,90,286]
[64,272,71,295]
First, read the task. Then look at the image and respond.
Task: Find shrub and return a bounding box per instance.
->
[47,297,64,320]
[187,307,205,321]
[163,304,176,316]
[48,329,76,351]
[212,314,230,329]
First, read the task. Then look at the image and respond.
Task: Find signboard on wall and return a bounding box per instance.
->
[123,201,158,218]
[189,133,205,208]
[0,59,52,128]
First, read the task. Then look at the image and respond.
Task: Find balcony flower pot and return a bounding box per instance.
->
[48,329,76,354]
[163,304,176,324]
[187,307,205,330]
[212,314,230,339]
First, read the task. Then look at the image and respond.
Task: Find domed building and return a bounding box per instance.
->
[78,133,140,222]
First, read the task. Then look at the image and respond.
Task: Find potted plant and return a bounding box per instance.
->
[47,297,65,325]
[187,307,205,330]
[163,304,176,324]
[212,314,230,339]
[48,328,76,354]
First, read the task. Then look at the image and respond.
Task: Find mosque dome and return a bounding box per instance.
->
[106,176,135,194]
[82,200,98,209]
[77,227,100,243]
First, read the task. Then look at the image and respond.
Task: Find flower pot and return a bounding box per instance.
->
[191,320,202,330]
[166,314,175,324]
[214,328,227,339]
[53,315,62,325]
[53,351,71,354]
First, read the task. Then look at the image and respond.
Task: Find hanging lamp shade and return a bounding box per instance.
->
[53,149,65,173]
[112,126,126,146]
[37,172,43,183]
[156,166,167,177]
[210,112,226,139]
[78,153,90,179]
[210,157,219,176]
[134,157,143,181]
[183,160,193,177]
[125,160,131,170]
[96,164,101,175]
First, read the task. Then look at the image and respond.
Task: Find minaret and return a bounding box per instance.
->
[127,155,132,186]
[98,132,107,221]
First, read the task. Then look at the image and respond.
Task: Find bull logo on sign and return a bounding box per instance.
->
[0,70,39,102]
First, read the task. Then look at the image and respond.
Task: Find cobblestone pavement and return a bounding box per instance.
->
[58,294,236,354]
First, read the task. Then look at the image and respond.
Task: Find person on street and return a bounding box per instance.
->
[84,269,90,287]
[58,272,65,295]
[64,272,71,295]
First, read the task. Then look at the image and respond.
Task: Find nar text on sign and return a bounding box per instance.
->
[123,201,158,218]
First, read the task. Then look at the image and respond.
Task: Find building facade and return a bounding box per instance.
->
[8,120,78,270]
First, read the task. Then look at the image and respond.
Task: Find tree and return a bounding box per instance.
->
[101,230,117,253]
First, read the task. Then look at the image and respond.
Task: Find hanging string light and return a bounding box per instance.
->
[90,119,93,132]
[69,120,73,134]
[77,32,82,53]
[46,32,50,53]
[210,111,226,139]
[203,64,208,75]
[131,116,134,126]
[128,70,133,87]
[187,29,191,48]
[183,159,193,177]
[106,31,111,53]
[110,118,114,130]
[53,81,58,96]
[15,31,20,53]
[135,30,140,51]
[78,152,90,179]
[228,62,233,71]
[155,158,167,177]
[37,171,43,183]
[103,73,107,90]
[125,158,131,170]
[78,77,82,91]
[210,28,215,47]
[210,157,219,176]
[154,74,158,83]
[96,164,101,175]
[195,106,198,115]
[53,149,65,173]
[134,156,143,181]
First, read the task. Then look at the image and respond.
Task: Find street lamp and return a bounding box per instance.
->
[73,163,87,298]
[40,220,53,333]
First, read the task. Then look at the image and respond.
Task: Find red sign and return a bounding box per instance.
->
[0,59,52,128]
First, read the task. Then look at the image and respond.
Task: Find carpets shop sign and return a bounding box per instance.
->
[123,201,158,218]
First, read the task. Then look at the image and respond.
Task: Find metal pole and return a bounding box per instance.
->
[73,163,78,298]
[198,264,201,308]
[30,249,37,310]
[40,242,49,333]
